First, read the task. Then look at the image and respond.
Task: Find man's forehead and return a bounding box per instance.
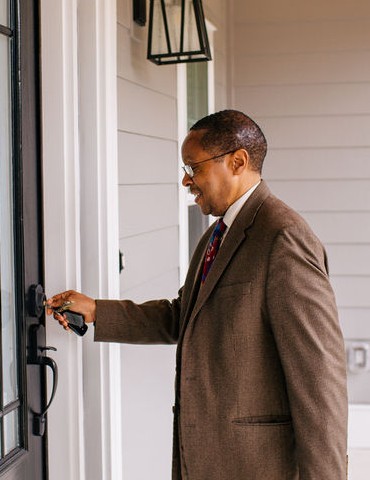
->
[184,129,204,144]
[182,130,206,157]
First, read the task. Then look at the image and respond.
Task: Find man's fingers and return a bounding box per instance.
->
[52,311,70,330]
[46,290,95,324]
[46,290,77,310]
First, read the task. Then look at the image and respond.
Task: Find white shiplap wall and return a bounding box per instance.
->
[117,6,179,302]
[117,1,178,478]
[231,0,370,477]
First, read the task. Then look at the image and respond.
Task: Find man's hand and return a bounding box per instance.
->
[46,290,96,331]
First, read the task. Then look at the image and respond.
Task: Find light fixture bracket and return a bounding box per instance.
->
[133,0,146,26]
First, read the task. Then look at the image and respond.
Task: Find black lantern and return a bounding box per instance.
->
[147,0,212,65]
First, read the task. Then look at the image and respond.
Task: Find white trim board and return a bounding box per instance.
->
[348,404,370,449]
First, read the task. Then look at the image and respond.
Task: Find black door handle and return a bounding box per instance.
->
[27,324,59,436]
[31,353,58,437]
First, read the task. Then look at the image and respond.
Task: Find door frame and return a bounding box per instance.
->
[40,1,122,479]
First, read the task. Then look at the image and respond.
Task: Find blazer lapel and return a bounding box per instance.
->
[188,180,271,325]
[179,230,210,328]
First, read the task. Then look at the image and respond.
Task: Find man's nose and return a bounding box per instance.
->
[182,172,193,187]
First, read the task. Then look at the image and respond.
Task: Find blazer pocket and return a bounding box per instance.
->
[232,414,292,427]
[217,282,251,298]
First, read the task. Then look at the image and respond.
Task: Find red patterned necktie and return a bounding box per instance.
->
[201,218,227,284]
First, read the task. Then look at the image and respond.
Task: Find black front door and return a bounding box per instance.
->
[0,1,49,478]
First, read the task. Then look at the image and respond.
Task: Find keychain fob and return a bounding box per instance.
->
[63,310,88,336]
[47,300,89,336]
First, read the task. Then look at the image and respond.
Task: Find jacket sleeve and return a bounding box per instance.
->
[266,224,348,479]
[94,288,182,345]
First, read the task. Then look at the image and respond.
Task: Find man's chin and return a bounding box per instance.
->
[199,207,210,215]
[198,201,211,216]
[195,196,209,215]
[196,197,219,216]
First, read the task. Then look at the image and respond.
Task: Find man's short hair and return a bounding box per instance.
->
[190,110,267,173]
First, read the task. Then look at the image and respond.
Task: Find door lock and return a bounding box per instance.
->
[28,284,46,317]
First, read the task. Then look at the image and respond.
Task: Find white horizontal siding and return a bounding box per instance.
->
[236,83,370,116]
[204,0,228,25]
[119,185,178,238]
[118,131,177,185]
[234,51,370,86]
[340,309,370,339]
[117,22,177,97]
[119,226,179,301]
[116,1,179,478]
[116,0,179,298]
[234,0,370,23]
[257,116,370,149]
[326,245,370,276]
[121,268,179,303]
[234,19,370,55]
[117,0,130,28]
[331,277,370,308]
[118,77,177,140]
[264,148,370,180]
[302,212,370,244]
[268,180,370,212]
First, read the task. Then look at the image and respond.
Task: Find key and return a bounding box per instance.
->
[47,301,88,336]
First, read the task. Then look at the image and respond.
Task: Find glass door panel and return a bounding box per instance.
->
[3,410,20,456]
[0,10,21,465]
[0,36,18,400]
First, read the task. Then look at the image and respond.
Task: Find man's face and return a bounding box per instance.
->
[181,130,236,217]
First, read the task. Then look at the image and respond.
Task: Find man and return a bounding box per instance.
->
[48,110,348,479]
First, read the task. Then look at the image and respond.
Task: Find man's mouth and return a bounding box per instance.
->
[191,190,202,203]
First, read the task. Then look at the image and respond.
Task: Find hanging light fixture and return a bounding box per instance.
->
[147,0,212,65]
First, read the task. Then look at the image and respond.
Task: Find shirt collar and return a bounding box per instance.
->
[223,181,261,230]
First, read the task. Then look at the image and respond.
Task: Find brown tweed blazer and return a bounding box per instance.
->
[95,180,348,479]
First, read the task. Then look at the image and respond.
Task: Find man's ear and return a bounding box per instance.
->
[232,148,250,175]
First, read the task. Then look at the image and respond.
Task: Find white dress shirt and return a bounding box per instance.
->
[221,181,260,243]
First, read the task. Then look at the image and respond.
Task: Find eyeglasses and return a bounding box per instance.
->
[182,149,236,178]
